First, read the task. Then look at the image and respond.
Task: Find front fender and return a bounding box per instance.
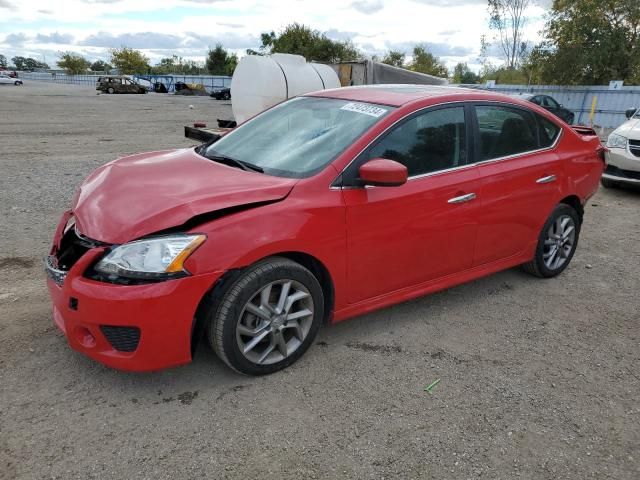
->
[183,188,349,310]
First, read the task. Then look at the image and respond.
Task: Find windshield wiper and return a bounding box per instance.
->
[206,153,263,173]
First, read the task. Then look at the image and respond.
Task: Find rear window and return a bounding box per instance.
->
[538,115,561,147]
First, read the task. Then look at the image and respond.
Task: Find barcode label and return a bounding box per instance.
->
[340,102,387,118]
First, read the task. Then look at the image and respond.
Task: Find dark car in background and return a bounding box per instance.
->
[96,76,147,94]
[210,87,231,100]
[512,93,575,124]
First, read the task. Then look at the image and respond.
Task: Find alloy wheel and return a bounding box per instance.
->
[543,214,576,270]
[236,280,314,365]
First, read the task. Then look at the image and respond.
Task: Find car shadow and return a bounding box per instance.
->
[41,266,544,403]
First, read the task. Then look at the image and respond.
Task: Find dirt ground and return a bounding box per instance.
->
[1,82,639,480]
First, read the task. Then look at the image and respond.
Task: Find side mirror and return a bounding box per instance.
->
[625,108,637,119]
[359,158,408,187]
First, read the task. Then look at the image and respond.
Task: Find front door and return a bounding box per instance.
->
[341,105,483,303]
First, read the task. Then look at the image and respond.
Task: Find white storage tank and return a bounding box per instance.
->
[231,53,341,124]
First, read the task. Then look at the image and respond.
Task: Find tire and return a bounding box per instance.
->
[207,257,324,375]
[223,92,231,100]
[600,177,617,189]
[522,203,581,278]
[14,81,21,86]
[107,87,115,94]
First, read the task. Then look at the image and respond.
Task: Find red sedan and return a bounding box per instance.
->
[45,85,604,374]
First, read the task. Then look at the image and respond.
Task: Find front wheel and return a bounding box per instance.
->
[522,204,581,278]
[107,87,115,94]
[207,257,324,375]
[14,81,21,86]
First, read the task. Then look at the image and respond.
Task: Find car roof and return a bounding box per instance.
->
[306,84,526,107]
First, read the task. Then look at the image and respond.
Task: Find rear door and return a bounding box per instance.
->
[341,104,483,303]
[471,103,564,266]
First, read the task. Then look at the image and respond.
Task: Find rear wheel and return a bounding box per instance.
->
[522,204,580,278]
[14,81,21,86]
[600,177,618,189]
[223,92,231,100]
[207,257,324,375]
[107,87,115,94]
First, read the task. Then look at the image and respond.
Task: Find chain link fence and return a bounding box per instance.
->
[17,72,232,93]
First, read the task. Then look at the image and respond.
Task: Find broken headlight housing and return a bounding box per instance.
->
[91,234,205,282]
[606,133,627,149]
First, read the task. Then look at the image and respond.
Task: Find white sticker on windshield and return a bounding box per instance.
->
[340,102,387,118]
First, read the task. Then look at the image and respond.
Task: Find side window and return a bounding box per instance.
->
[530,96,542,106]
[365,107,466,177]
[543,96,560,109]
[475,105,538,160]
[538,115,561,147]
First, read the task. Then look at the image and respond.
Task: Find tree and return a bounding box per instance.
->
[109,47,149,74]
[488,0,530,69]
[206,45,237,75]
[381,50,406,68]
[483,66,529,84]
[11,56,26,70]
[260,23,360,62]
[205,43,230,75]
[408,45,448,77]
[152,55,203,75]
[527,0,640,85]
[453,62,480,83]
[0,54,6,68]
[57,52,90,75]
[90,60,112,72]
[226,52,238,75]
[11,56,49,71]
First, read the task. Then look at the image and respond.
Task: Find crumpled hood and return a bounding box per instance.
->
[614,118,640,140]
[72,148,297,244]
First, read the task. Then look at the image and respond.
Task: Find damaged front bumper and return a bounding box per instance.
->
[45,212,223,372]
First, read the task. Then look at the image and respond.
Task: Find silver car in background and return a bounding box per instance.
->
[0,74,22,86]
[603,108,640,188]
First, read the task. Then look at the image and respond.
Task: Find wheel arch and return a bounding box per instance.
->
[189,251,335,357]
[559,194,584,223]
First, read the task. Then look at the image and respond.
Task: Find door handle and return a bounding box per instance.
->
[447,193,476,204]
[536,175,557,184]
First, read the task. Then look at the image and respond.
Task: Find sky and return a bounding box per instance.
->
[0,0,552,72]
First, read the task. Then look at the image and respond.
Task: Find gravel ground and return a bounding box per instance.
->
[1,82,639,480]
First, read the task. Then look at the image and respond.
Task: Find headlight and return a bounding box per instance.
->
[606,133,627,149]
[93,234,205,281]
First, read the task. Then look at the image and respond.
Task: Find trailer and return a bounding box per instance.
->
[184,120,236,143]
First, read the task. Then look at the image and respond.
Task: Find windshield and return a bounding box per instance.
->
[201,96,394,178]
